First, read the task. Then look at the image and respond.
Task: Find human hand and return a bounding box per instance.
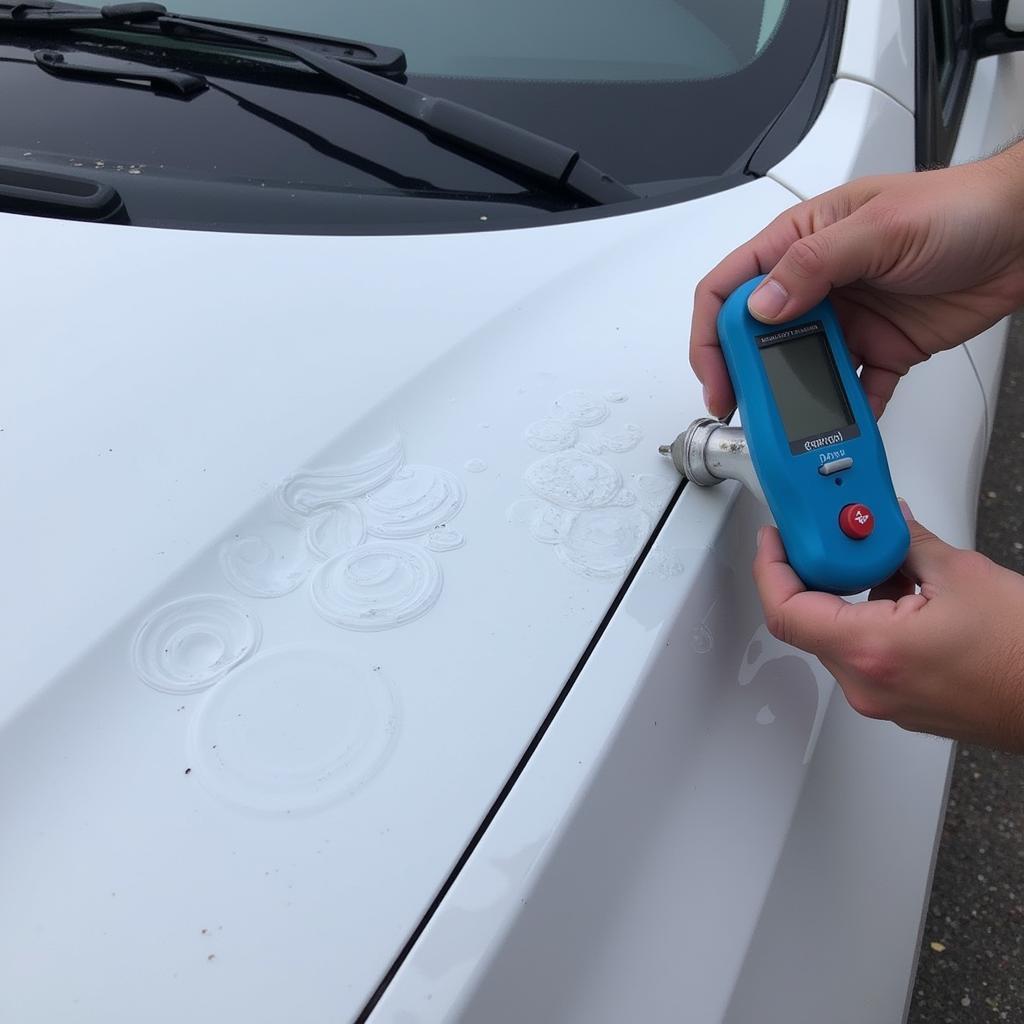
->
[691,145,1024,419]
[752,502,1024,751]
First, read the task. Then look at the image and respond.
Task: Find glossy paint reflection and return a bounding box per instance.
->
[739,623,831,764]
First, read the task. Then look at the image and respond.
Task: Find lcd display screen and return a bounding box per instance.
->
[759,328,854,445]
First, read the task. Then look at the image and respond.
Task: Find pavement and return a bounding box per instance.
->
[907,313,1024,1023]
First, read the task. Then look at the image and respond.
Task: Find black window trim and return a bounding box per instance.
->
[916,0,976,168]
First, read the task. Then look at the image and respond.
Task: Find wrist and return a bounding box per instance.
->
[981,137,1024,223]
[971,139,1024,284]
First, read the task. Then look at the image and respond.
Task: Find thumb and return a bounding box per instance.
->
[747,213,882,323]
[898,499,960,586]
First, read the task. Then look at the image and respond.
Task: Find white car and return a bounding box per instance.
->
[2,2,1022,1021]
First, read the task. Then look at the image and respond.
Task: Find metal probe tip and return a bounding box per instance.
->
[658,444,672,456]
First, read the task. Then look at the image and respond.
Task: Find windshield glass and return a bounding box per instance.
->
[1,0,836,232]
[180,0,789,81]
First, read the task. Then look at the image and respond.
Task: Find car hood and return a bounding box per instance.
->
[0,178,798,1023]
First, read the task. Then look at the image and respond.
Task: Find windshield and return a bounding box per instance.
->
[0,0,838,232]
[180,0,789,81]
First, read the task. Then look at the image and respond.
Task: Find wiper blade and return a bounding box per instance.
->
[0,0,163,26]
[34,46,207,95]
[5,2,638,206]
[0,2,407,75]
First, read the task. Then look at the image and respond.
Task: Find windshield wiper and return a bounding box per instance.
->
[0,2,407,74]
[3,2,638,206]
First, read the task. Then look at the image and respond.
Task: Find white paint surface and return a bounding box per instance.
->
[0,177,796,1024]
[768,78,914,199]
[836,0,915,110]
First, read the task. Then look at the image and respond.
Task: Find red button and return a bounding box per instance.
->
[839,503,874,540]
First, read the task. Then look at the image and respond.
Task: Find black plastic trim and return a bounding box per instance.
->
[916,0,976,168]
[0,162,125,220]
[971,0,1024,55]
[747,0,847,177]
[34,46,207,94]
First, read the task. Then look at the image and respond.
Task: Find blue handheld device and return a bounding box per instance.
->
[717,276,909,595]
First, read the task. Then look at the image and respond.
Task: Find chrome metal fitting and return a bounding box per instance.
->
[659,417,765,504]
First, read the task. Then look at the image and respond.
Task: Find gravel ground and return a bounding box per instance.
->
[907,314,1024,1023]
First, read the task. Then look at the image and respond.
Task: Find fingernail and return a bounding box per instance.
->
[898,498,914,522]
[756,526,766,549]
[702,383,711,413]
[748,278,788,321]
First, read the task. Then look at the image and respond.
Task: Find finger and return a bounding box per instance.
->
[868,570,916,603]
[689,284,736,418]
[747,212,889,324]
[857,364,902,419]
[690,213,807,418]
[690,182,876,417]
[752,525,848,653]
[830,292,931,417]
[898,500,960,587]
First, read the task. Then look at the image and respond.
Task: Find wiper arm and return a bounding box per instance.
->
[4,2,638,206]
[212,82,441,193]
[155,14,637,206]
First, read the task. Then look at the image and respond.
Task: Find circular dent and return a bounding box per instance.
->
[187,646,400,814]
[363,465,466,539]
[524,450,622,510]
[132,594,261,694]
[220,522,314,598]
[552,390,609,426]
[524,418,579,453]
[310,542,443,631]
[556,505,650,578]
[306,503,366,560]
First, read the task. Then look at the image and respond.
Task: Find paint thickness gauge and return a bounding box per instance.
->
[662,275,909,595]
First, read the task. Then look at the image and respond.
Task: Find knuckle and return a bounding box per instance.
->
[845,686,890,721]
[784,236,830,279]
[862,202,910,240]
[807,187,854,231]
[848,636,898,683]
